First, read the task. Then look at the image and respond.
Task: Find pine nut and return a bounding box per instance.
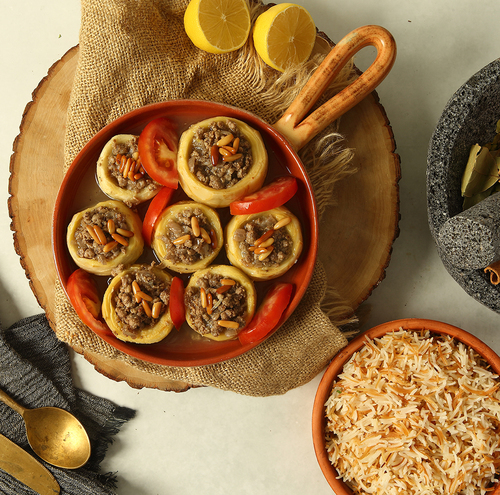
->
[200,228,211,244]
[218,147,231,157]
[259,237,274,248]
[200,287,207,308]
[152,301,162,319]
[191,216,201,237]
[173,234,191,245]
[254,229,274,247]
[137,291,153,302]
[210,145,219,166]
[86,225,101,244]
[93,225,107,245]
[206,292,213,315]
[216,285,232,294]
[254,247,269,254]
[133,173,144,180]
[103,240,118,253]
[116,228,134,237]
[216,133,234,147]
[217,320,239,329]
[142,300,152,318]
[232,137,240,152]
[119,155,126,172]
[222,153,243,162]
[132,281,140,294]
[107,219,116,234]
[222,145,237,154]
[122,157,132,178]
[115,153,123,164]
[220,279,235,286]
[274,217,291,230]
[132,151,139,161]
[111,233,129,246]
[258,247,274,261]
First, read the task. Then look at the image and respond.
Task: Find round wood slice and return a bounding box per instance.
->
[8,46,399,391]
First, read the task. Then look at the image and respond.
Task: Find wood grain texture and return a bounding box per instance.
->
[8,45,399,391]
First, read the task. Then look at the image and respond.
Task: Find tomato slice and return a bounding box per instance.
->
[169,277,185,330]
[142,186,175,246]
[229,176,298,215]
[238,283,293,345]
[67,269,111,336]
[138,117,179,189]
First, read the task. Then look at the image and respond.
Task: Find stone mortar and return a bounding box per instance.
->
[437,192,500,270]
[427,58,500,313]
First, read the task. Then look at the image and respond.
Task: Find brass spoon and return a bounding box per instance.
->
[0,388,91,469]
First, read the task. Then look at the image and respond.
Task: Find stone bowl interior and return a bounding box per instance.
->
[427,59,500,313]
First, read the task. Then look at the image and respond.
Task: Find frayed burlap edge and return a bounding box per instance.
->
[55,0,359,396]
[56,260,347,396]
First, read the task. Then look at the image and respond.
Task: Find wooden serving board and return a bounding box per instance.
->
[8,46,400,391]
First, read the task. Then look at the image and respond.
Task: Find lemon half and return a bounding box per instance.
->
[253,3,316,72]
[184,0,251,54]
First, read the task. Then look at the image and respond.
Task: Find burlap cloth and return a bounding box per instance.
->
[55,0,359,396]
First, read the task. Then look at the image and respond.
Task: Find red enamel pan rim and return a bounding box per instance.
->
[52,99,319,367]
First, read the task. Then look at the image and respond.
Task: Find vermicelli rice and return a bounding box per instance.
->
[325,329,500,494]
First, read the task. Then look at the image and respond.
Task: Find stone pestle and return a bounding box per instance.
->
[437,192,500,270]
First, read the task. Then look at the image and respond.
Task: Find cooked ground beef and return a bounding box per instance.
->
[113,267,170,337]
[108,137,158,194]
[185,273,247,337]
[159,207,215,264]
[74,206,129,263]
[233,214,293,268]
[188,120,253,189]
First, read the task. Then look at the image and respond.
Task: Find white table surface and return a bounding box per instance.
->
[3,1,500,494]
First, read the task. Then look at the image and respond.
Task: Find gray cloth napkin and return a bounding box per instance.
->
[0,314,136,494]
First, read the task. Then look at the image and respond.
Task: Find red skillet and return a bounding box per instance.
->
[52,25,396,366]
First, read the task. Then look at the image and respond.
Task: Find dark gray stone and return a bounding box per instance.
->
[437,192,500,270]
[427,58,500,312]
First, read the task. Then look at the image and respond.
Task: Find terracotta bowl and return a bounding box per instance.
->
[312,318,500,494]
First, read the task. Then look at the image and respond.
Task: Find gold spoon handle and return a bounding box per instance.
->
[0,388,27,417]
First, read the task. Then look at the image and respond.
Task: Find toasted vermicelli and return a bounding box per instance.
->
[325,329,500,495]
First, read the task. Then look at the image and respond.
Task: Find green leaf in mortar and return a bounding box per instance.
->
[461,144,500,197]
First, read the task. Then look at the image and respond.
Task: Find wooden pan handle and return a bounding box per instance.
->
[273,25,396,150]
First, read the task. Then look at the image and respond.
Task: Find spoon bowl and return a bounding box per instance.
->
[0,388,91,469]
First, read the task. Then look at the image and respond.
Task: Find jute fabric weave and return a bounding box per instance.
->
[55,0,358,396]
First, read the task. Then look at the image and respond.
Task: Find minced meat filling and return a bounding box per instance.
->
[74,206,129,264]
[185,273,247,337]
[108,137,157,194]
[233,214,293,268]
[159,207,215,265]
[113,268,170,337]
[188,120,253,189]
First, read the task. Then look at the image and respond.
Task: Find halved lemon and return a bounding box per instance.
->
[184,0,251,54]
[253,3,316,72]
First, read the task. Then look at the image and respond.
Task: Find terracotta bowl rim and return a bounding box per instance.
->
[312,317,500,494]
